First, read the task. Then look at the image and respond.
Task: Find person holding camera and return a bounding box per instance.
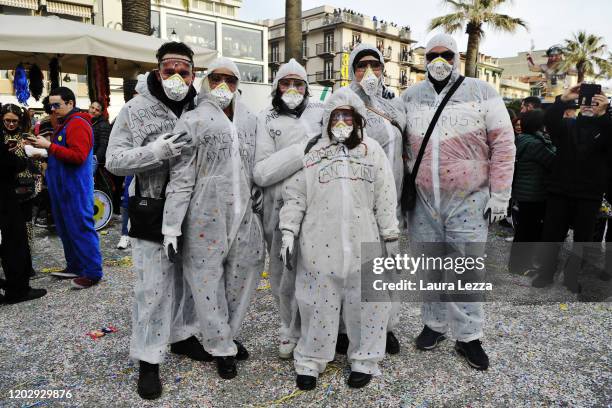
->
[532,84,611,292]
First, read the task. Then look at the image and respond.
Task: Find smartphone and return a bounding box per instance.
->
[578,83,601,106]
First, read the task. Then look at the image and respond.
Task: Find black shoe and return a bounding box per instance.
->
[234,340,249,361]
[415,325,446,350]
[385,331,400,354]
[336,333,349,355]
[137,361,162,400]
[215,356,237,379]
[347,371,372,388]
[29,268,37,278]
[4,288,47,304]
[296,375,317,390]
[170,336,213,362]
[531,274,554,288]
[455,339,489,371]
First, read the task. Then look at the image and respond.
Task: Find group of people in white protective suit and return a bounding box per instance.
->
[106,32,515,399]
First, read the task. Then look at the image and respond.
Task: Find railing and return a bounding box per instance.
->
[316,42,337,55]
[398,52,412,64]
[315,70,341,82]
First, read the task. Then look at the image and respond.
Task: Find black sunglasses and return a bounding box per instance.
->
[426,51,455,62]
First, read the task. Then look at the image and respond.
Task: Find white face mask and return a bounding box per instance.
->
[161,73,190,101]
[331,121,353,143]
[210,82,234,109]
[360,66,380,96]
[427,57,454,82]
[281,87,304,109]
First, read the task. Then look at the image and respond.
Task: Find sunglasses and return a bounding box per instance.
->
[208,73,239,86]
[49,102,63,110]
[355,60,382,71]
[426,51,455,62]
[3,119,19,125]
[159,59,193,79]
[330,110,354,123]
[278,78,306,89]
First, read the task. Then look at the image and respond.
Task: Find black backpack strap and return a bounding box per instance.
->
[409,75,465,182]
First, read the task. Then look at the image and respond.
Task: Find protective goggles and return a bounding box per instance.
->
[208,73,239,86]
[355,60,382,71]
[330,110,354,124]
[278,78,306,89]
[425,51,455,62]
[3,118,19,125]
[159,58,193,79]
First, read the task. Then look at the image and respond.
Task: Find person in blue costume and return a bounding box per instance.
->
[29,86,103,289]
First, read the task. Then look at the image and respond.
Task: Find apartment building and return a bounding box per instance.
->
[262,6,416,95]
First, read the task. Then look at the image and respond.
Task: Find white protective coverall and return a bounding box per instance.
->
[162,58,265,357]
[349,43,406,332]
[106,73,199,364]
[279,87,399,377]
[401,34,515,342]
[253,58,324,346]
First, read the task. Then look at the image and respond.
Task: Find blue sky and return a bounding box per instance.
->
[240,0,612,59]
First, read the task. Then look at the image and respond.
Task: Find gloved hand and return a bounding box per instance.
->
[304,135,321,154]
[151,132,188,161]
[251,185,263,217]
[163,235,179,263]
[24,144,48,159]
[280,231,295,271]
[483,194,508,224]
[385,239,399,257]
[382,85,395,100]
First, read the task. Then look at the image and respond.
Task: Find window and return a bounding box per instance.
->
[302,37,307,58]
[166,14,216,49]
[270,68,278,83]
[351,31,361,47]
[271,42,280,62]
[324,59,334,79]
[324,31,334,53]
[400,44,409,61]
[235,62,263,83]
[400,69,407,85]
[376,38,384,52]
[223,25,263,61]
[485,72,490,83]
[151,10,160,38]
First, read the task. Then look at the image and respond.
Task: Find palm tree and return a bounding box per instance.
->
[121,0,151,101]
[285,0,303,62]
[559,31,611,82]
[429,0,527,78]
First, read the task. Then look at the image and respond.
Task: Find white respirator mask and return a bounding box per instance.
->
[161,73,190,101]
[360,66,380,96]
[281,87,304,109]
[427,57,454,82]
[210,82,235,109]
[331,121,353,144]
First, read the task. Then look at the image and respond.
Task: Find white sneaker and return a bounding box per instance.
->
[50,271,78,279]
[116,235,130,250]
[279,341,297,359]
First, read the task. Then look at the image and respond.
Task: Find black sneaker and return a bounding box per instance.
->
[531,274,554,288]
[4,288,47,305]
[455,339,489,370]
[386,331,400,354]
[347,371,372,388]
[215,356,237,379]
[137,361,162,400]
[170,336,213,362]
[296,375,317,390]
[234,340,249,361]
[415,325,446,350]
[336,333,349,355]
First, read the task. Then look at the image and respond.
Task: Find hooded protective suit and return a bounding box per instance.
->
[349,43,406,332]
[401,34,515,341]
[279,87,399,377]
[106,73,199,364]
[162,57,264,357]
[253,58,324,347]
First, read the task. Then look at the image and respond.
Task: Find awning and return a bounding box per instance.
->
[46,1,91,19]
[0,0,37,9]
[0,15,218,76]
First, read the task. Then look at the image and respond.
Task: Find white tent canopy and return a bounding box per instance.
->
[0,15,217,76]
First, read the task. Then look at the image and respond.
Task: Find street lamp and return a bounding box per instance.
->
[170,28,180,42]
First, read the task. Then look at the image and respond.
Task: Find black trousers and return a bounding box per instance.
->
[536,194,601,286]
[0,198,31,297]
[509,201,546,273]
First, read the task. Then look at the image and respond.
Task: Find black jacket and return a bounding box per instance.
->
[513,132,556,202]
[91,116,111,164]
[0,141,28,215]
[545,97,612,200]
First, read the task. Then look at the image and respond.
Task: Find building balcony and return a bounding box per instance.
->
[316,42,337,57]
[399,52,413,65]
[314,70,341,86]
[269,52,283,66]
